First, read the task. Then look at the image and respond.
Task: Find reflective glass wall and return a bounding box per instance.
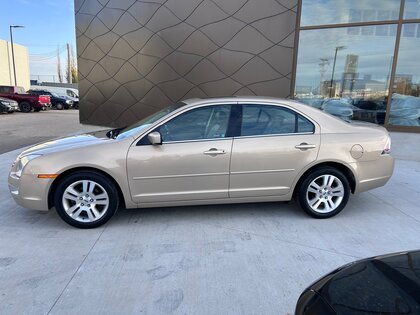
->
[294,0,420,130]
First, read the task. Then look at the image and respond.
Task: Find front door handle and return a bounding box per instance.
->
[204,148,226,156]
[295,143,316,150]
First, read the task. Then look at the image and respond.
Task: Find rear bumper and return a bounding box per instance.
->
[352,155,395,193]
[8,173,51,211]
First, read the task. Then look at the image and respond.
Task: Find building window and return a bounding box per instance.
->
[295,26,396,124]
[300,0,400,26]
[389,23,420,127]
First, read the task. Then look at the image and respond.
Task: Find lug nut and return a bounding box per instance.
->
[79,197,83,200]
[81,203,84,206]
[90,199,93,202]
[87,204,90,207]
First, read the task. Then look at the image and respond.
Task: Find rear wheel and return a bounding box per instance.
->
[297,167,350,218]
[55,102,64,110]
[54,171,119,228]
[19,102,32,113]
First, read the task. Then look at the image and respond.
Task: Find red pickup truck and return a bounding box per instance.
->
[0,86,51,113]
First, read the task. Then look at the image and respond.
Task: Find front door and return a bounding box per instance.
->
[229,104,320,198]
[127,104,234,204]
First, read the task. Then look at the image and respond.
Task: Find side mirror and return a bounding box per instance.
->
[148,131,162,145]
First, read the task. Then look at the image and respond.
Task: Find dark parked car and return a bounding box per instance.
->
[0,86,51,112]
[28,90,73,110]
[0,97,19,113]
[296,250,420,314]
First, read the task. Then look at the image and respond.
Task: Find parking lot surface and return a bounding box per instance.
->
[0,130,419,314]
[0,110,99,154]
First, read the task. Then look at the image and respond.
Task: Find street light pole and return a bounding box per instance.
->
[329,46,345,98]
[9,25,24,86]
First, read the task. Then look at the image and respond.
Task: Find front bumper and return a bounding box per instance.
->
[8,173,52,211]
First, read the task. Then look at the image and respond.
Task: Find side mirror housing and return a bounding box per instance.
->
[148,131,162,145]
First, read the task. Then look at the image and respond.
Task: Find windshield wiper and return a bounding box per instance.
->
[106,127,125,139]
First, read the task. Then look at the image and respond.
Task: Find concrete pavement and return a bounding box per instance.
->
[0,110,99,154]
[0,133,419,314]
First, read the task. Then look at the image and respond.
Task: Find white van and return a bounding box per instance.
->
[30,86,79,108]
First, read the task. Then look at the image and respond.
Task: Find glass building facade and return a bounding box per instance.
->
[294,0,420,130]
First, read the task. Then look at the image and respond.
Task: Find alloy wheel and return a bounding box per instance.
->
[62,180,109,222]
[306,174,345,214]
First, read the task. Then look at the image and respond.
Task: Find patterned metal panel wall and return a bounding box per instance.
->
[75,0,298,127]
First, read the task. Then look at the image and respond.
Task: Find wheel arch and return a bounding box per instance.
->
[293,161,356,198]
[48,166,126,209]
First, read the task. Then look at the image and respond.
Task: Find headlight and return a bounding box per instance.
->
[65,100,73,104]
[14,154,42,178]
[1,101,10,105]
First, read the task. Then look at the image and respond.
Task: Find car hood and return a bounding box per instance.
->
[309,250,420,313]
[20,130,114,157]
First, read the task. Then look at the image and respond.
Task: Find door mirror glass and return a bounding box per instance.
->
[147,131,162,145]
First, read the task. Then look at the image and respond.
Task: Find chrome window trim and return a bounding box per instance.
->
[162,137,234,145]
[234,131,314,140]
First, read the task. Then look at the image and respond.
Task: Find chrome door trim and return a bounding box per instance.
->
[230,169,295,175]
[133,172,229,180]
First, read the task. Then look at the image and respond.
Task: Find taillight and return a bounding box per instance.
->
[382,135,391,155]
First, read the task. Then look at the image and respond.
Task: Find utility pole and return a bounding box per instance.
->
[9,25,24,86]
[67,43,72,84]
[329,46,346,98]
[57,46,63,83]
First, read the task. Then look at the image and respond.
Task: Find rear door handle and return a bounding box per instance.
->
[295,143,316,150]
[204,148,226,156]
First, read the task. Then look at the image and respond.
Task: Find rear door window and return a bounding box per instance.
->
[240,104,314,136]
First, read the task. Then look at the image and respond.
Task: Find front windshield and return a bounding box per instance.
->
[116,102,185,139]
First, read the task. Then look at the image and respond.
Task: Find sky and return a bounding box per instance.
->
[0,0,76,80]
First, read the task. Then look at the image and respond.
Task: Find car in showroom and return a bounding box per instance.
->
[295,250,420,314]
[8,97,394,228]
[0,97,19,113]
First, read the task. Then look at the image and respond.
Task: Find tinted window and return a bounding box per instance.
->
[0,86,13,93]
[240,105,314,136]
[298,115,315,133]
[159,105,231,142]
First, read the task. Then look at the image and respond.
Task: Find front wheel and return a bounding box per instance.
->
[54,171,119,228]
[297,167,350,218]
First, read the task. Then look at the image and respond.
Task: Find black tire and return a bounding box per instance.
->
[19,102,32,113]
[55,102,64,110]
[54,171,119,228]
[34,108,42,112]
[73,102,79,109]
[297,167,350,219]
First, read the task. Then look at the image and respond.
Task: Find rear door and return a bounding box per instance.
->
[229,103,320,198]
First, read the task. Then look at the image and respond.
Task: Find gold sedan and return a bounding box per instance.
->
[8,97,394,228]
